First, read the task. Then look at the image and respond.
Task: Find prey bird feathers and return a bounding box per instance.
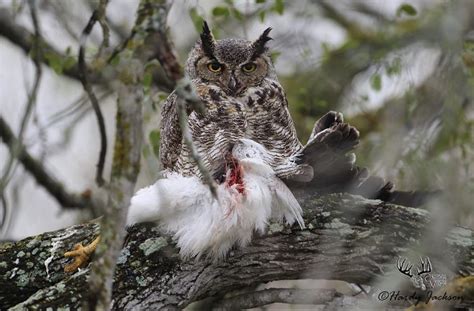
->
[127,139,304,259]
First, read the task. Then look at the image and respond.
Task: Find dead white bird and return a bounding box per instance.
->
[126,138,305,259]
[64,139,304,271]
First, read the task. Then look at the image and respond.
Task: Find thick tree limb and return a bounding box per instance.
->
[0,193,472,309]
[212,288,341,310]
[85,82,143,309]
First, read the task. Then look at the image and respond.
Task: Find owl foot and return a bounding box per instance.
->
[298,121,360,167]
[64,236,100,273]
[307,111,344,143]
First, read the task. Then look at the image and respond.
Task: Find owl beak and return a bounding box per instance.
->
[228,75,241,95]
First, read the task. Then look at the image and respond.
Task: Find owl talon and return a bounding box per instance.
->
[308,111,344,143]
[64,236,100,273]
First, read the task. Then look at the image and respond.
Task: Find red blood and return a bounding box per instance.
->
[225,155,245,194]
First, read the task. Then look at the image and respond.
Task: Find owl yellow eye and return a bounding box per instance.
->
[242,63,257,72]
[207,62,223,72]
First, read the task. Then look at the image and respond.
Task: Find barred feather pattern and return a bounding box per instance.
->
[160,78,309,182]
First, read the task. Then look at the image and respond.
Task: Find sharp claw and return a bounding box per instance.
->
[64,236,100,273]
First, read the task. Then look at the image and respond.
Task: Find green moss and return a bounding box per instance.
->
[135,276,148,287]
[111,111,132,178]
[139,237,168,256]
[131,260,141,268]
[56,283,66,293]
[268,223,284,234]
[324,218,355,235]
[117,248,131,264]
[16,271,29,287]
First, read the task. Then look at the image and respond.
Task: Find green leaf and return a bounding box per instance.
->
[273,0,284,15]
[270,51,281,62]
[63,56,76,70]
[142,145,151,158]
[144,59,160,71]
[259,10,266,22]
[396,3,417,17]
[256,0,266,3]
[149,130,161,158]
[110,54,120,66]
[212,6,230,16]
[189,8,205,32]
[386,57,402,76]
[232,8,243,21]
[44,52,63,74]
[370,73,382,91]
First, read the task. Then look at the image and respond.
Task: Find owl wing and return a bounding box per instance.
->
[159,92,182,171]
[290,113,437,206]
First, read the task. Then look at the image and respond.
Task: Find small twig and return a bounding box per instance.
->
[78,10,108,187]
[176,94,217,197]
[212,288,341,310]
[96,0,110,56]
[0,117,91,209]
[0,0,43,222]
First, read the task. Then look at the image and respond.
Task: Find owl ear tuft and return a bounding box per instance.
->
[200,21,216,58]
[250,27,272,59]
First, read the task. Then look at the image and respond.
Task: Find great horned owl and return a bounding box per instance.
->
[160,22,312,183]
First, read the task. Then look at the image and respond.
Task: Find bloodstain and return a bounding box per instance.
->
[225,154,245,195]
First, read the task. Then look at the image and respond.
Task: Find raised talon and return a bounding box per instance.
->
[64,236,100,273]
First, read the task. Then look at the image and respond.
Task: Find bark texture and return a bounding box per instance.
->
[0,193,472,310]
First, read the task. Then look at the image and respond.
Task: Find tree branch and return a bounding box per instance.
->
[0,7,173,92]
[78,8,108,187]
[0,0,43,190]
[0,117,91,209]
[0,193,471,309]
[0,8,101,84]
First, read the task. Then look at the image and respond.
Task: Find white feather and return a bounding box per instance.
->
[127,139,305,259]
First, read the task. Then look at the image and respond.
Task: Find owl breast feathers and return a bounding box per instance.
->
[160,22,313,184]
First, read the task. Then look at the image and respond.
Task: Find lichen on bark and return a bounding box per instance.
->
[1,193,472,310]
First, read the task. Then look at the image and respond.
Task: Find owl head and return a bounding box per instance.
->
[185,21,276,96]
